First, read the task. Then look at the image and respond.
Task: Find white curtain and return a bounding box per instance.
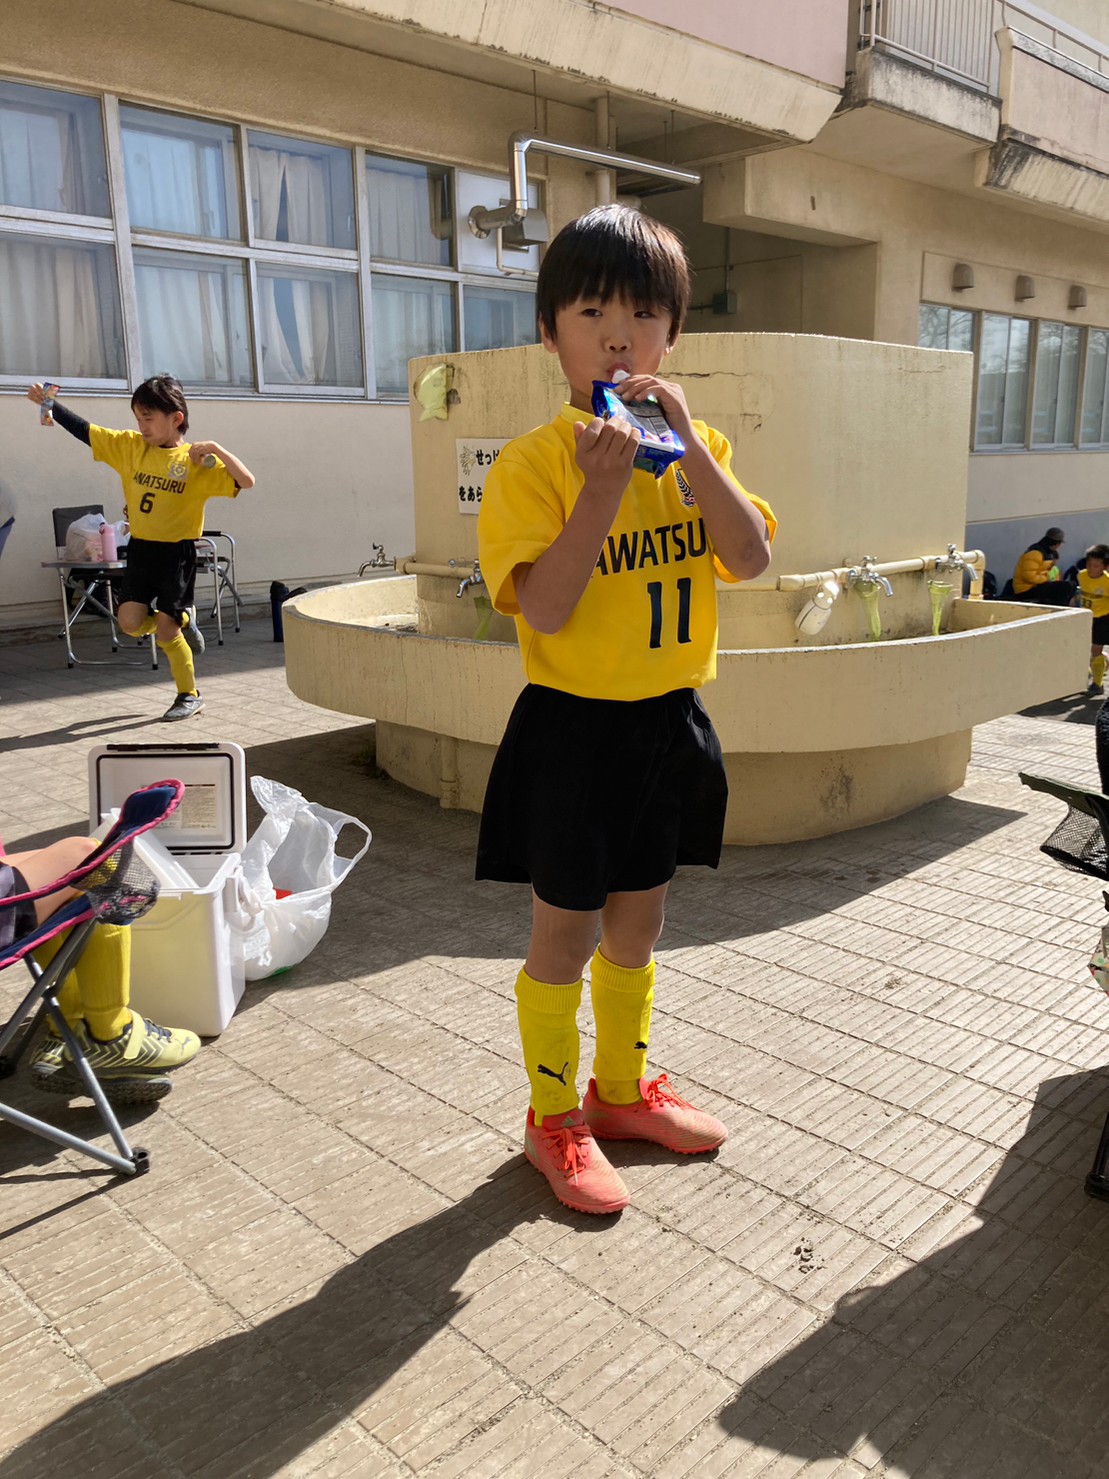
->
[368,161,448,264]
[0,238,106,376]
[0,107,80,213]
[123,129,223,237]
[253,148,336,383]
[372,276,452,393]
[134,260,236,383]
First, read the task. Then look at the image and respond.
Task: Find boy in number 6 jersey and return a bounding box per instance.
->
[476,205,777,1215]
[28,374,254,721]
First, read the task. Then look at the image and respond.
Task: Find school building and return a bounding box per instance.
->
[1,0,1108,623]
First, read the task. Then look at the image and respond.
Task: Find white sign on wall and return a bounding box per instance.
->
[456,439,508,515]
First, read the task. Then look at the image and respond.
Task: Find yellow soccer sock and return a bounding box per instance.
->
[1093,654,1107,688]
[130,613,158,638]
[591,949,654,1105]
[157,632,197,696]
[32,923,131,1037]
[515,968,582,1120]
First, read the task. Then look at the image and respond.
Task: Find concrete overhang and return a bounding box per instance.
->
[176,0,844,151]
[977,134,1109,230]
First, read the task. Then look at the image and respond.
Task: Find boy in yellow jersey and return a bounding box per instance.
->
[476,206,776,1215]
[28,374,255,721]
[1075,543,1109,697]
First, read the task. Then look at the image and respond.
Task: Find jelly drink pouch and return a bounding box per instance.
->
[40,382,60,427]
[591,378,684,478]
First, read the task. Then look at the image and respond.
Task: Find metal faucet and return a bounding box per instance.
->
[932,544,966,578]
[358,543,395,577]
[846,556,893,598]
[455,560,484,598]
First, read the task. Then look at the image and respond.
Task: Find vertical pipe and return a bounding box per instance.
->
[593,96,614,206]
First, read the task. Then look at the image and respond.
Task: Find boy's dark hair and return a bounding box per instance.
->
[131,373,189,434]
[537,205,691,343]
[1086,544,1109,563]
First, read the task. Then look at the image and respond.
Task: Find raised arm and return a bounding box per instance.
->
[26,384,90,446]
[514,416,639,634]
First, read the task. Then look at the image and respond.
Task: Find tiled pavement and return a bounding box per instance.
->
[2,615,1109,1477]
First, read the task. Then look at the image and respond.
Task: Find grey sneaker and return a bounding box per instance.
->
[163,691,204,722]
[181,608,205,655]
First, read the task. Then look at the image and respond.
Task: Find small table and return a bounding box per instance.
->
[40,560,158,670]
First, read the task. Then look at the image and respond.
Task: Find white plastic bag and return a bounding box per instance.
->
[231,776,371,980]
[63,512,105,561]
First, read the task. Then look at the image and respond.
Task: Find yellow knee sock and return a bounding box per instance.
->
[1093,654,1107,687]
[515,968,582,1120]
[33,923,131,1038]
[129,613,158,638]
[591,949,654,1105]
[157,632,197,695]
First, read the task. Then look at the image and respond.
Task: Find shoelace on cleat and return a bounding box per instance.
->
[643,1074,690,1110]
[543,1123,590,1183]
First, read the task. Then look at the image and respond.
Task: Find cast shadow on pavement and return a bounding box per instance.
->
[716,1066,1109,1475]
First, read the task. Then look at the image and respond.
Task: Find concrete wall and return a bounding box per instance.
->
[702,146,1109,538]
[611,0,850,88]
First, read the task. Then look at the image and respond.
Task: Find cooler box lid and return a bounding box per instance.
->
[88,741,247,856]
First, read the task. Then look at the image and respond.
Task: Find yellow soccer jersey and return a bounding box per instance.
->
[479,405,776,701]
[90,427,239,542]
[1078,568,1109,619]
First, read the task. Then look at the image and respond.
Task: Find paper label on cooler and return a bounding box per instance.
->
[176,782,220,833]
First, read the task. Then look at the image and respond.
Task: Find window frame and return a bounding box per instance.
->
[0,76,539,401]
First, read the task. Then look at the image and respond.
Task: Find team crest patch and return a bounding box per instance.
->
[675,465,696,507]
[169,460,187,480]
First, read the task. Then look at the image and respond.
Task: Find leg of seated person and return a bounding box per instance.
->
[5,837,98,925]
[32,920,130,1038]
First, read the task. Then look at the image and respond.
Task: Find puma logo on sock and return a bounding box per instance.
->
[537,1061,569,1085]
[635,1042,648,1051]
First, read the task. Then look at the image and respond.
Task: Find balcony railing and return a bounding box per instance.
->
[858,0,1109,93]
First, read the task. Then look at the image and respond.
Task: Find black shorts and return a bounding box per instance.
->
[120,538,197,621]
[1092,615,1109,645]
[1,865,37,954]
[476,684,727,911]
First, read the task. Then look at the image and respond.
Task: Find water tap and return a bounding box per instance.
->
[358,543,395,576]
[456,560,483,598]
[932,544,966,578]
[847,557,893,598]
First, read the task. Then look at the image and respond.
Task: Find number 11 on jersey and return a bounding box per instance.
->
[646,577,692,649]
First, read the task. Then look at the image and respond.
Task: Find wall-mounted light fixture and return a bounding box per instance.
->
[1068,285,1089,310]
[951,263,975,291]
[1015,274,1036,301]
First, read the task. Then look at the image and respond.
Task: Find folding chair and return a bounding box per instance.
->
[1020,771,1109,1199]
[194,530,243,644]
[0,780,184,1177]
[42,504,157,670]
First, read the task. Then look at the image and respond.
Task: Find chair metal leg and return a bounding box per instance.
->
[1086,1109,1109,1199]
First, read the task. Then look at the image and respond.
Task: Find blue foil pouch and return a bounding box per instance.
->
[591,381,684,479]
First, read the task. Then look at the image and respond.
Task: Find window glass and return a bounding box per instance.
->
[1032,321,1080,446]
[976,313,1029,447]
[0,80,108,217]
[249,131,355,250]
[1081,329,1109,447]
[371,274,455,395]
[464,285,537,351]
[121,106,242,240]
[366,154,451,266]
[0,233,123,377]
[134,248,252,387]
[918,303,973,352]
[257,264,361,386]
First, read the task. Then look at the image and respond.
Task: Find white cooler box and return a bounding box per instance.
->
[88,741,248,1037]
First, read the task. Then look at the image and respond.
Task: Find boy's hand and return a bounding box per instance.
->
[615,373,695,446]
[573,416,639,501]
[188,440,220,465]
[27,383,53,406]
